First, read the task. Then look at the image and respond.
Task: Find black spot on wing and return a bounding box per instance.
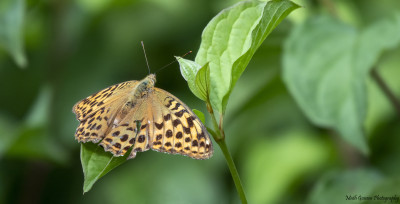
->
[138,135,145,143]
[173,119,181,127]
[174,109,187,117]
[166,130,173,138]
[155,122,163,130]
[165,97,174,108]
[171,103,181,111]
[163,114,171,121]
[176,132,183,139]
[187,117,194,127]
[120,134,129,142]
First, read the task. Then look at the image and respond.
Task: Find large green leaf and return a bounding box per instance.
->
[282,14,400,155]
[0,0,27,68]
[178,0,299,113]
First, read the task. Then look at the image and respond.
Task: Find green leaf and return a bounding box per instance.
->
[192,109,206,124]
[0,0,27,68]
[81,121,140,193]
[81,142,131,193]
[308,169,383,204]
[195,63,210,101]
[282,14,400,155]
[177,57,205,100]
[195,0,299,113]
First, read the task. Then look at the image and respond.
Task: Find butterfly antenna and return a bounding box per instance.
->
[141,41,151,74]
[155,51,192,74]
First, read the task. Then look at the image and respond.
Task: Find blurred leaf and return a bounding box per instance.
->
[25,85,51,127]
[356,14,400,73]
[6,86,67,163]
[226,67,278,123]
[81,142,131,193]
[0,114,18,158]
[363,177,400,204]
[194,0,299,113]
[282,14,400,155]
[7,126,64,162]
[243,130,329,204]
[0,0,27,68]
[308,169,383,204]
[192,109,205,124]
[177,57,205,100]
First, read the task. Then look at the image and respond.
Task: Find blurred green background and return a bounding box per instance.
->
[1,0,400,203]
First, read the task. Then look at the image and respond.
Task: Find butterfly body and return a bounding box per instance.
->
[132,74,156,98]
[73,74,213,160]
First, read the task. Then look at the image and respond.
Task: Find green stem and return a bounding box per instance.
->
[216,139,248,204]
[206,102,247,204]
[210,112,222,141]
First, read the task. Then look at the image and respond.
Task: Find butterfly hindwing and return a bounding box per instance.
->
[131,120,152,158]
[98,112,139,157]
[98,98,153,159]
[150,88,213,160]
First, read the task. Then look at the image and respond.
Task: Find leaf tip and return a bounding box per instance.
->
[193,109,206,124]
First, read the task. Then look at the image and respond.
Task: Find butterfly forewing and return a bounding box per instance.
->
[73,81,137,121]
[73,81,138,142]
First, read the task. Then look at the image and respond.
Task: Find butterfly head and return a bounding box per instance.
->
[146,74,156,87]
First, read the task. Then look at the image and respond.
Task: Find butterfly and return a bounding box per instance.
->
[73,74,213,160]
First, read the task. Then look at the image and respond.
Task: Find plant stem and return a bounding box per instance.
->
[210,112,222,141]
[371,68,400,118]
[216,139,248,204]
[206,103,247,203]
